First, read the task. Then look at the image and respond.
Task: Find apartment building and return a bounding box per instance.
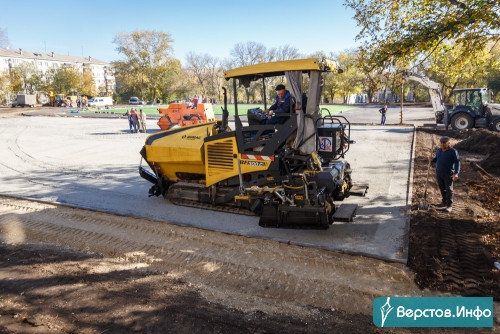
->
[0,47,115,96]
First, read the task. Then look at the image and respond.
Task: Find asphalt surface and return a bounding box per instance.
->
[0,104,436,263]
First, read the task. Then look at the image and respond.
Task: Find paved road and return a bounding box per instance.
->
[0,105,436,263]
[336,103,437,127]
[4,102,437,127]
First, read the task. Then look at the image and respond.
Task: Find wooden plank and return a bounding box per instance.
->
[350,184,369,196]
[332,203,358,222]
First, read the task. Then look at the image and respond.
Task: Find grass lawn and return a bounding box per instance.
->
[76,104,356,117]
[212,104,356,116]
[77,105,168,115]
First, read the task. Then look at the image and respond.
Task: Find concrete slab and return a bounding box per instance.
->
[0,116,415,263]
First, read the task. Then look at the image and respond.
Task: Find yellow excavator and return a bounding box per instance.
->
[139,58,367,228]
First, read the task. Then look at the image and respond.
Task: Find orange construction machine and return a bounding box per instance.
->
[157,103,216,130]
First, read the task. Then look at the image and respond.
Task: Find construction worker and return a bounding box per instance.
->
[264,84,291,125]
[429,136,460,212]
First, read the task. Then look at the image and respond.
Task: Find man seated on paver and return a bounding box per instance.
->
[263,84,291,125]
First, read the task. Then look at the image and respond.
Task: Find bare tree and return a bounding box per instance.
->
[230,41,267,67]
[185,52,224,102]
[267,45,302,61]
[205,56,224,103]
[0,28,8,48]
[228,42,269,103]
[185,52,211,96]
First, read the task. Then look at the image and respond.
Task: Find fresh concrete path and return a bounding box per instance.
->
[0,107,427,262]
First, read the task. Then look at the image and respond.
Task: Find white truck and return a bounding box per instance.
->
[12,94,36,107]
[88,96,113,108]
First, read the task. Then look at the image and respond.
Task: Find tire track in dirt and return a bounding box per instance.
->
[424,191,498,297]
[0,196,420,316]
[436,214,496,297]
[409,128,500,301]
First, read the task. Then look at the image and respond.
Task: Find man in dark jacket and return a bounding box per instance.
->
[429,136,460,212]
[379,104,387,125]
[264,84,291,124]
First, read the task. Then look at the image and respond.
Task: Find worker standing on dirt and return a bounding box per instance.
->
[264,84,291,125]
[429,136,460,213]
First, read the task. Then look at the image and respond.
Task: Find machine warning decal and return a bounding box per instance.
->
[240,154,275,161]
[319,136,333,152]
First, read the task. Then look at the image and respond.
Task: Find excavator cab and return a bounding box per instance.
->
[451,89,487,117]
[449,88,493,129]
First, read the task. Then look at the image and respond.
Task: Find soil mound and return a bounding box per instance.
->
[454,129,500,176]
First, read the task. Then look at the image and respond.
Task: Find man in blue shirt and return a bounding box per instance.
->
[264,84,291,124]
[429,136,461,212]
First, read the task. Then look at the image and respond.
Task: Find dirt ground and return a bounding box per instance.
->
[408,127,500,299]
[0,110,499,332]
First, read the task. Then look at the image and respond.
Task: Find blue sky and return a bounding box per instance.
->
[0,0,360,64]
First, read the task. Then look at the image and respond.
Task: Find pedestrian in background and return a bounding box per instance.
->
[379,104,388,125]
[125,109,134,133]
[130,109,140,133]
[192,95,198,109]
[429,136,460,213]
[139,109,147,133]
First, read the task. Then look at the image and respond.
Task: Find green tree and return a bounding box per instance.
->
[345,0,500,68]
[113,30,177,103]
[355,50,385,103]
[424,42,494,100]
[46,66,81,95]
[157,58,184,103]
[10,62,44,94]
[0,71,11,105]
[486,43,500,101]
[334,51,364,104]
[8,69,23,94]
[79,71,96,97]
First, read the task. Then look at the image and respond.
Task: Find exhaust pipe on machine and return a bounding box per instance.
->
[221,87,229,132]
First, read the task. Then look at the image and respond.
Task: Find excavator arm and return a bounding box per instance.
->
[402,70,447,127]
